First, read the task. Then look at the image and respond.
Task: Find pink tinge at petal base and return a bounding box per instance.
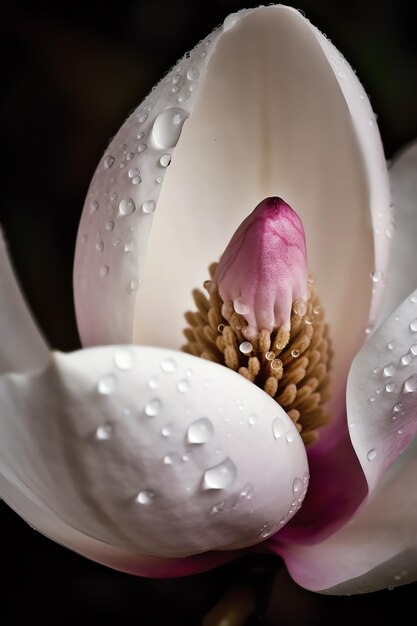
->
[214,197,308,340]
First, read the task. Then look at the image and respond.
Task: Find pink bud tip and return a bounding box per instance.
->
[214,197,308,339]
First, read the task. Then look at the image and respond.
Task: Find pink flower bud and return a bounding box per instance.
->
[214,197,308,340]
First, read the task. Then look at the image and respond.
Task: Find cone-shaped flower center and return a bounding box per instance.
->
[182,197,332,445]
[214,197,308,341]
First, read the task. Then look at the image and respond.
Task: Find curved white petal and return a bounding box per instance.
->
[0,226,49,374]
[0,344,307,561]
[347,289,417,492]
[74,6,390,416]
[377,141,417,325]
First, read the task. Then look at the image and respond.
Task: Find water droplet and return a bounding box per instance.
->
[411,344,417,356]
[373,366,380,375]
[367,449,377,461]
[160,358,177,373]
[156,175,163,184]
[265,351,275,361]
[97,374,116,395]
[136,131,145,140]
[95,424,113,440]
[272,417,285,439]
[138,113,148,123]
[187,67,199,81]
[313,305,321,315]
[369,396,376,403]
[110,191,118,201]
[293,299,307,316]
[178,90,191,103]
[385,382,395,393]
[159,153,171,167]
[286,431,295,443]
[291,349,300,358]
[411,295,417,304]
[270,358,283,371]
[172,73,181,84]
[203,458,237,490]
[292,478,303,493]
[248,413,258,426]
[151,107,189,149]
[410,319,417,332]
[217,324,225,333]
[90,199,99,213]
[99,265,109,278]
[144,399,161,416]
[135,490,154,504]
[239,341,253,354]
[106,220,115,231]
[128,167,140,178]
[119,198,136,216]
[368,118,375,127]
[142,200,156,214]
[393,402,403,413]
[371,269,383,283]
[401,353,412,366]
[148,376,158,389]
[129,278,139,291]
[177,379,190,393]
[161,424,173,437]
[387,340,396,351]
[383,363,395,377]
[163,452,181,465]
[132,175,142,185]
[404,374,417,393]
[124,239,134,253]
[187,417,214,444]
[119,160,127,169]
[104,155,115,169]
[385,223,395,239]
[137,143,147,153]
[96,240,104,252]
[114,349,133,370]
[394,315,400,322]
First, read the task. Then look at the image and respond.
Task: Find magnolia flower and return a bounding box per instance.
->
[1,5,417,597]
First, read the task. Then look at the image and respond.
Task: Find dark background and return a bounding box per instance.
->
[1,0,416,623]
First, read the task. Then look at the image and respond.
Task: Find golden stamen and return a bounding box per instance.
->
[182,263,333,445]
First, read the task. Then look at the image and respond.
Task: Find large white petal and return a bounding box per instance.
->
[0,344,307,562]
[73,6,390,415]
[0,227,49,374]
[378,141,417,325]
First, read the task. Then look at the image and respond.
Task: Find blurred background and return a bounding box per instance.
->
[1,0,416,623]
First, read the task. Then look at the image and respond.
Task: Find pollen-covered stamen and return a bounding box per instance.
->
[182,198,332,445]
[182,266,332,445]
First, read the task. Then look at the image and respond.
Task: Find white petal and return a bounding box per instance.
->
[74,6,390,415]
[377,141,417,325]
[347,289,417,492]
[0,345,307,560]
[0,227,49,374]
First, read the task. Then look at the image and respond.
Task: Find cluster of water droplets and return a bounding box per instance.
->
[350,293,417,465]
[91,347,306,544]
